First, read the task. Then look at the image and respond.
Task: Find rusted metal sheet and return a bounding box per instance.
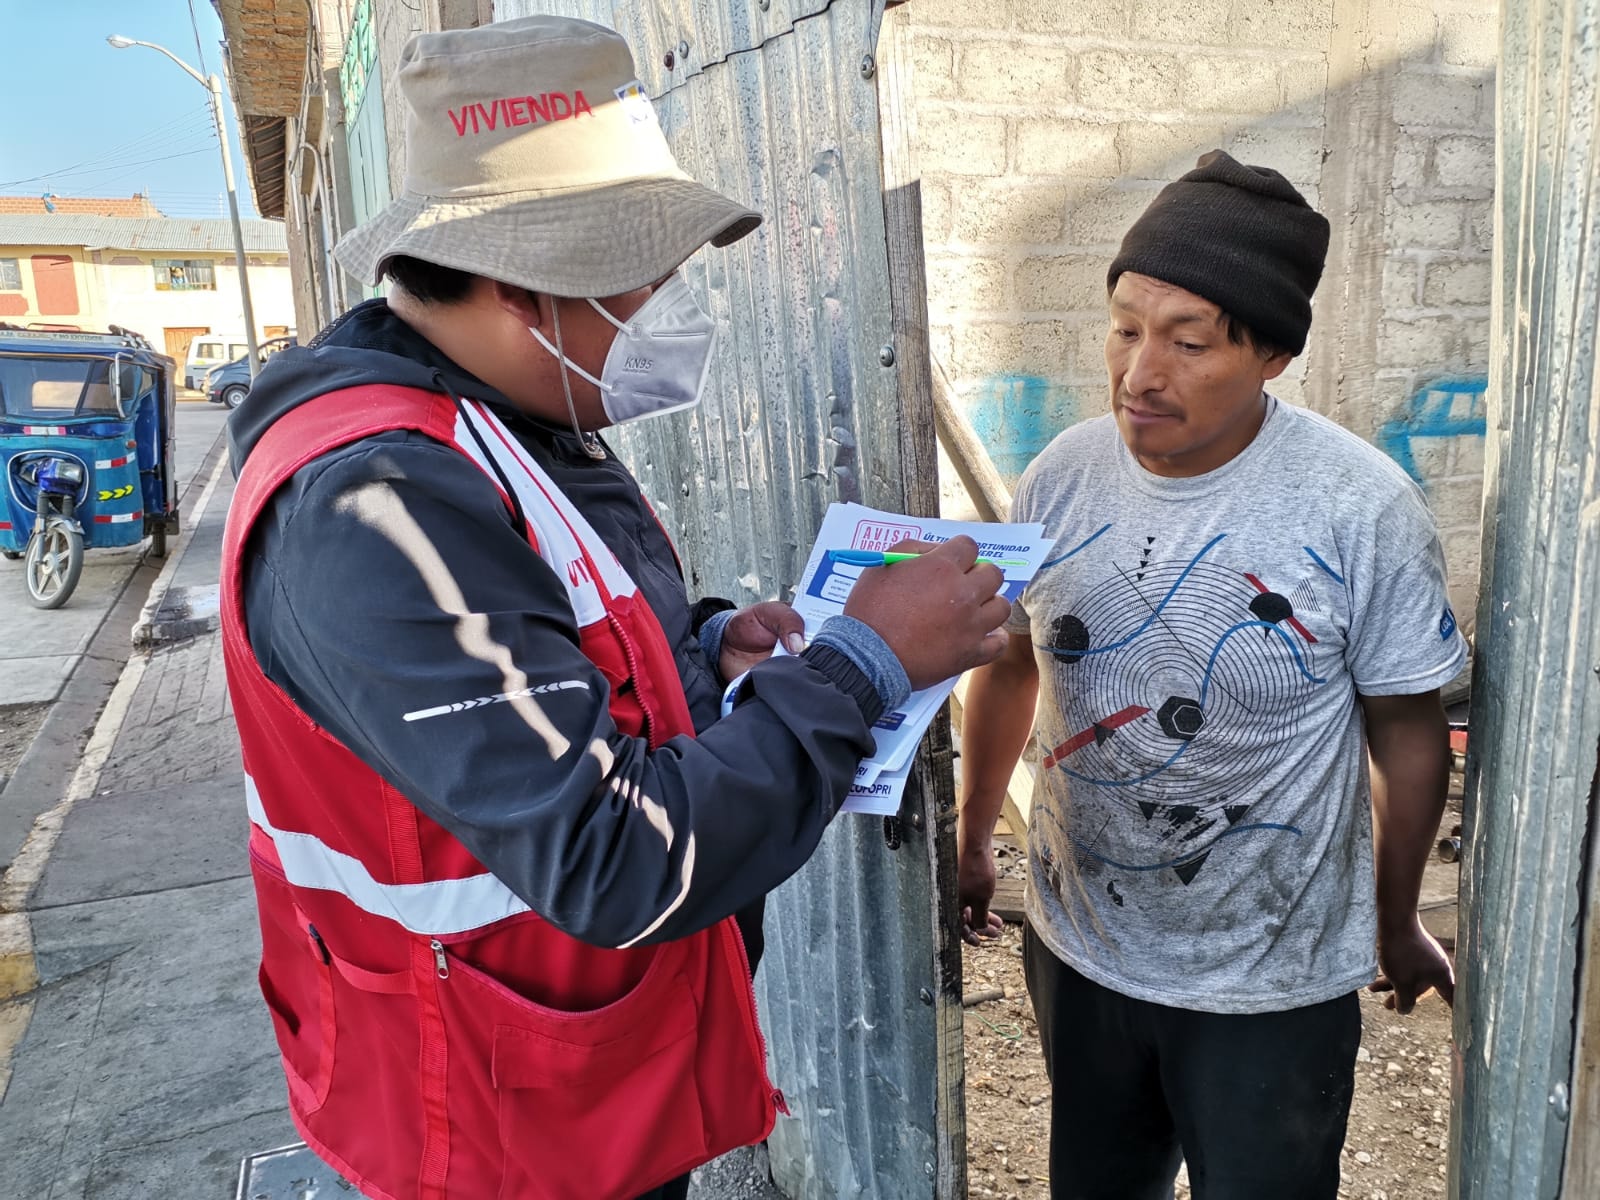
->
[492,1,955,1195]
[1451,0,1600,1196]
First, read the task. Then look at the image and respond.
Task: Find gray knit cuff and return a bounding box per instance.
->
[809,615,911,714]
[698,608,737,677]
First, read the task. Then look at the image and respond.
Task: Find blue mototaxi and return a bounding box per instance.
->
[0,326,179,608]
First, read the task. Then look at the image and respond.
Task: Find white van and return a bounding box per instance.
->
[184,334,251,390]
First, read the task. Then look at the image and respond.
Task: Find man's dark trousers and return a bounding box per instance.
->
[1023,924,1360,1200]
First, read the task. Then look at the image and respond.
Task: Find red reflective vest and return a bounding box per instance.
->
[220,385,778,1200]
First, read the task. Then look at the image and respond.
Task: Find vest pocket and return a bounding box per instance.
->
[255,898,337,1115]
[436,945,710,1200]
[489,983,707,1200]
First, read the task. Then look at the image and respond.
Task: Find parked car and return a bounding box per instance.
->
[205,336,297,409]
[184,333,252,390]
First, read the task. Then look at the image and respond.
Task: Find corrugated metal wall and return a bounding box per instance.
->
[1450,0,1600,1195]
[493,2,959,1195]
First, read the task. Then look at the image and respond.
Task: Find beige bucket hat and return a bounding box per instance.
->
[334,16,761,299]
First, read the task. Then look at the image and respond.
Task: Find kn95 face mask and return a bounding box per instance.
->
[529,273,718,426]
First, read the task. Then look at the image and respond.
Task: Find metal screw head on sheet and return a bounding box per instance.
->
[1550,1082,1570,1120]
[664,50,675,69]
[759,0,770,9]
[860,53,876,80]
[878,343,895,366]
[919,987,934,1005]
[678,40,691,59]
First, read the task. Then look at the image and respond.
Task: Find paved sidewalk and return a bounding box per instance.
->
[0,461,303,1198]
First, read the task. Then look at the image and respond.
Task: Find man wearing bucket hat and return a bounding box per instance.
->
[220,16,1010,1200]
[957,152,1465,1198]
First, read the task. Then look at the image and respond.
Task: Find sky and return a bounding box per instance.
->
[0,0,261,220]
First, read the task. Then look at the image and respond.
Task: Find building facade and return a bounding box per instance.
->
[0,214,295,365]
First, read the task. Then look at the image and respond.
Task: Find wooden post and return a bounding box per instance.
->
[930,356,1012,525]
[876,4,966,1196]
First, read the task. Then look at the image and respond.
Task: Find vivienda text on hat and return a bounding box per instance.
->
[448,92,594,137]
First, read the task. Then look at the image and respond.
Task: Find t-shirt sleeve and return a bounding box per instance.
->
[1005,467,1036,634]
[1345,491,1468,695]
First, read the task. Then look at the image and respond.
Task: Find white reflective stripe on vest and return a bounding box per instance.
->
[451,400,638,626]
[246,775,532,936]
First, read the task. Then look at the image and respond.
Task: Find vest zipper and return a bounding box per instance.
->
[607,612,656,748]
[723,919,787,1116]
[430,939,450,979]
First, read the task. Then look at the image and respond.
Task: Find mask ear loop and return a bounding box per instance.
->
[550,296,608,461]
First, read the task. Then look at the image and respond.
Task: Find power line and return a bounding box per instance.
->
[2,111,212,187]
[38,149,218,194]
[0,105,214,189]
[187,0,212,79]
[30,143,219,186]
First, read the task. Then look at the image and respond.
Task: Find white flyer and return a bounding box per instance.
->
[796,503,1051,815]
[719,503,1050,816]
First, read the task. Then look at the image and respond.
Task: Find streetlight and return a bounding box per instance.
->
[107,34,260,380]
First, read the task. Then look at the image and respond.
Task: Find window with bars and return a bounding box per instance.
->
[153,259,216,291]
[0,259,21,290]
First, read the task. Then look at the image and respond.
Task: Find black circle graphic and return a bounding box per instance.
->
[1043,559,1321,822]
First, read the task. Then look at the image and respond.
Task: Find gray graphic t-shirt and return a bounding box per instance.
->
[1008,398,1467,1014]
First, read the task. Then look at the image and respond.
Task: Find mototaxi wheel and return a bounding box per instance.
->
[24,520,84,609]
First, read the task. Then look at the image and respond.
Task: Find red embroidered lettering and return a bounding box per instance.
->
[567,560,594,588]
[448,91,594,136]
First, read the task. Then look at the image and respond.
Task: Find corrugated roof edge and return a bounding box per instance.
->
[0,215,287,254]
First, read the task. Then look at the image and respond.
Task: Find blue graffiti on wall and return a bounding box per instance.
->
[1376,375,1488,485]
[967,375,1082,483]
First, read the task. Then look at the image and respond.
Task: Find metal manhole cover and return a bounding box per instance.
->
[236,1143,360,1199]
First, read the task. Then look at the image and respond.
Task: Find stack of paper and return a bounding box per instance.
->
[722,502,1050,817]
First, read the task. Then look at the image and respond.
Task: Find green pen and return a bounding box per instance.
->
[828,549,1025,568]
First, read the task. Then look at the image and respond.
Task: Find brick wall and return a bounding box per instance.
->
[910,0,1497,635]
[0,195,165,217]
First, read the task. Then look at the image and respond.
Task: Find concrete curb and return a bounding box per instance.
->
[0,651,148,996]
[0,425,228,868]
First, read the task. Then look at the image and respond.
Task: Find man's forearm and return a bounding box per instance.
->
[959,636,1040,844]
[1362,691,1451,936]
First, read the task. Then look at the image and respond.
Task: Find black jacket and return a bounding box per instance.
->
[230,301,882,948]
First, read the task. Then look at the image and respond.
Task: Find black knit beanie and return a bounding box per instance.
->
[1107,150,1331,355]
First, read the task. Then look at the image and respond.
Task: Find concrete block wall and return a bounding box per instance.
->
[910,0,1497,635]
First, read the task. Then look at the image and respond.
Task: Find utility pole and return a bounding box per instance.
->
[108,35,261,380]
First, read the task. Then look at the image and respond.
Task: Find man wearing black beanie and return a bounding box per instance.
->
[958,151,1464,1199]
